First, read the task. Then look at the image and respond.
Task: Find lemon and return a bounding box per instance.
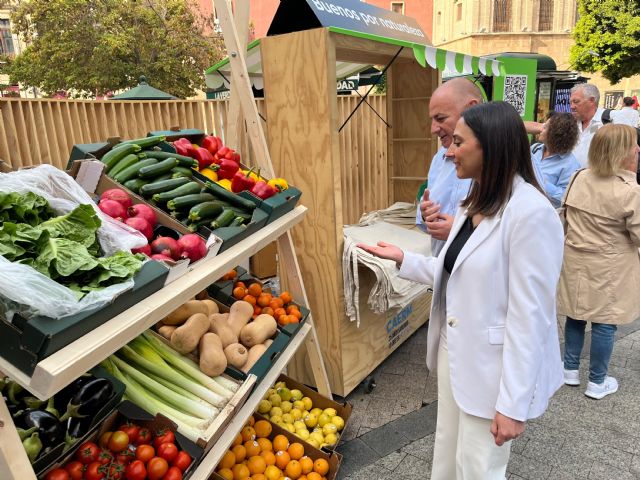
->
[293,420,306,430]
[267,388,277,397]
[286,423,296,433]
[306,438,320,448]
[302,397,313,411]
[331,415,345,431]
[293,400,305,410]
[310,408,322,417]
[322,423,338,436]
[270,415,283,425]
[310,431,324,445]
[269,394,282,407]
[275,381,287,389]
[290,409,302,420]
[290,389,304,401]
[281,401,293,413]
[258,400,272,414]
[282,413,294,424]
[304,413,318,428]
[270,407,283,418]
[324,433,338,446]
[277,387,293,401]
[323,407,337,418]
[296,428,310,440]
[317,413,331,428]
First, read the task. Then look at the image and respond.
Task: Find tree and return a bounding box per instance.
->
[570,0,640,84]
[8,0,225,98]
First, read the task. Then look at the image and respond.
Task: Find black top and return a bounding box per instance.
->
[444,217,476,274]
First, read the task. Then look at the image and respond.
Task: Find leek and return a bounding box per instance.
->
[213,375,241,393]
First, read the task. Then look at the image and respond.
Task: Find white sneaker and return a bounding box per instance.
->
[585,376,618,399]
[563,369,580,386]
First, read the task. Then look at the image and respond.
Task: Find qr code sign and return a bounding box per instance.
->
[504,75,527,115]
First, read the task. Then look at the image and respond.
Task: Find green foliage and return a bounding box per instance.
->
[8,0,225,98]
[570,0,640,84]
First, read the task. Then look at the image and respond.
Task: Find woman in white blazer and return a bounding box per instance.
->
[359,102,565,480]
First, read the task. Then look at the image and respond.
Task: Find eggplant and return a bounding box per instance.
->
[15,409,65,449]
[23,396,46,410]
[59,377,113,422]
[53,374,93,414]
[67,415,93,438]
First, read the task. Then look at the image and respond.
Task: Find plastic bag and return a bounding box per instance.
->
[0,165,148,320]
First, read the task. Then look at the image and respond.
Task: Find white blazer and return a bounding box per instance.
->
[399,176,564,421]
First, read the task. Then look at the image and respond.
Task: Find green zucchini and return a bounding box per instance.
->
[108,153,140,178]
[121,135,166,149]
[209,209,237,230]
[229,216,246,227]
[123,178,150,194]
[171,166,193,179]
[188,201,224,222]
[143,150,198,168]
[114,158,159,183]
[138,158,179,179]
[203,181,257,211]
[151,172,173,182]
[167,193,216,211]
[187,218,212,233]
[139,177,191,197]
[152,182,201,203]
[101,144,141,172]
[170,210,190,223]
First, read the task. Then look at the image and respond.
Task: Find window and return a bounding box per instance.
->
[0,19,14,56]
[456,3,462,21]
[493,0,512,32]
[390,2,404,14]
[539,0,553,31]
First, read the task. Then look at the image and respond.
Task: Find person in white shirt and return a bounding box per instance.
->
[570,83,603,167]
[610,97,640,127]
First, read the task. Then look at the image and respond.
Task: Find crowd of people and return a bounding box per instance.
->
[357,79,640,480]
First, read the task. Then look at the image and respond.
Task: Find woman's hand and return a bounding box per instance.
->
[490,412,525,446]
[356,241,404,266]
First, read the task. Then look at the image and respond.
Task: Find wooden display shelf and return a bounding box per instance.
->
[189,322,313,479]
[0,206,307,401]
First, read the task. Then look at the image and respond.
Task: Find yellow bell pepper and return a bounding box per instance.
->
[217,178,232,191]
[199,168,218,182]
[268,178,289,191]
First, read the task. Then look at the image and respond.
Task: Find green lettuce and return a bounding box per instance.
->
[39,204,101,249]
[0,191,54,225]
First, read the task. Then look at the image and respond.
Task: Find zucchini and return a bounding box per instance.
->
[170,210,190,223]
[203,181,257,211]
[151,172,173,182]
[101,144,141,172]
[108,153,140,178]
[171,166,193,179]
[138,158,179,179]
[143,150,198,168]
[139,177,191,197]
[167,193,216,211]
[188,201,224,221]
[114,158,159,183]
[187,218,212,233]
[121,135,166,149]
[123,178,150,194]
[152,182,201,203]
[229,216,246,227]
[209,209,237,230]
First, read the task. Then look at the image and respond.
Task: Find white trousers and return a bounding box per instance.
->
[431,342,512,480]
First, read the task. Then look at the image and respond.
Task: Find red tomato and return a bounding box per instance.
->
[161,466,183,480]
[135,444,155,463]
[147,457,169,480]
[153,430,175,449]
[45,468,70,480]
[116,448,135,465]
[84,462,106,480]
[119,423,140,444]
[134,427,152,445]
[96,449,113,465]
[106,462,125,480]
[125,460,147,480]
[108,430,130,453]
[98,431,113,449]
[75,441,99,464]
[171,451,191,472]
[157,443,178,463]
[63,461,85,480]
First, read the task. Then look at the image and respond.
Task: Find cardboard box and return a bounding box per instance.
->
[250,241,278,279]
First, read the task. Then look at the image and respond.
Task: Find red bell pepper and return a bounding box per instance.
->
[251,180,278,200]
[202,135,221,155]
[192,147,214,169]
[213,158,240,180]
[174,137,196,157]
[231,167,257,193]
[173,142,189,156]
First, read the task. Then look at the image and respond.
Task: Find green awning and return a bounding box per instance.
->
[111,76,177,100]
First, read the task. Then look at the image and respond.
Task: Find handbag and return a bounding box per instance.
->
[558,168,584,233]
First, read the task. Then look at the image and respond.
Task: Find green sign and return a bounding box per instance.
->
[492,57,537,121]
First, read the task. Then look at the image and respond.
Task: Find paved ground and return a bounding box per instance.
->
[336,319,640,479]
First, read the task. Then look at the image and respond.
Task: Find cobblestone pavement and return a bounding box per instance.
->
[336,320,640,480]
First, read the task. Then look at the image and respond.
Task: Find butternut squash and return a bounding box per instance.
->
[199,333,227,376]
[240,314,277,347]
[224,343,249,369]
[210,313,237,348]
[164,300,208,326]
[227,300,254,337]
[241,343,268,373]
[201,299,219,316]
[157,325,176,341]
[170,312,210,354]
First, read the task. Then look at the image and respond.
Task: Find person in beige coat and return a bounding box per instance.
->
[558,124,640,400]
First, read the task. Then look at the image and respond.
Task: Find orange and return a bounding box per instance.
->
[232,463,251,479]
[299,457,313,475]
[261,306,274,316]
[218,468,234,480]
[274,450,291,470]
[251,475,267,480]
[253,305,262,316]
[257,437,273,452]
[260,450,276,466]
[232,433,243,447]
[248,416,256,426]
[289,309,302,320]
[272,434,289,452]
[287,443,304,460]
[233,287,247,299]
[245,440,261,457]
[264,465,282,480]
[298,477,308,480]
[241,426,257,442]
[235,281,246,289]
[247,455,267,475]
[285,305,299,315]
[306,473,322,480]
[285,460,302,479]
[313,459,329,476]
[273,308,286,321]
[221,269,237,281]
[243,295,257,306]
[232,444,247,463]
[248,283,263,297]
[220,450,236,469]
[280,291,293,304]
[257,293,272,307]
[254,420,273,439]
[269,298,284,310]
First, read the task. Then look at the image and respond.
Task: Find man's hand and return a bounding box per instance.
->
[419,189,434,222]
[425,213,454,241]
[490,412,525,446]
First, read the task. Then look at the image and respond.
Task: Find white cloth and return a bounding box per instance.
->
[610,107,640,127]
[572,116,603,168]
[432,342,511,480]
[398,176,564,421]
[358,202,419,226]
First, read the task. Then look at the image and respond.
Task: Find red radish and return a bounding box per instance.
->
[128,204,157,228]
[150,236,182,260]
[177,234,207,262]
[151,253,175,262]
[98,199,127,221]
[132,244,151,256]
[125,217,153,240]
[100,188,132,209]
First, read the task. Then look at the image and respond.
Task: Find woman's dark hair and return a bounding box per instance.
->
[545,112,579,154]
[460,101,542,217]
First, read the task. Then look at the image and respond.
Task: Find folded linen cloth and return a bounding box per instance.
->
[357,202,419,226]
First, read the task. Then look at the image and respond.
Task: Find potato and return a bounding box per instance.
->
[239,314,277,347]
[224,343,249,369]
[199,333,227,376]
[170,312,210,354]
[164,300,209,326]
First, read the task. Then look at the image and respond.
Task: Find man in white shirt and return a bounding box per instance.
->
[610,97,640,127]
[570,83,603,167]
